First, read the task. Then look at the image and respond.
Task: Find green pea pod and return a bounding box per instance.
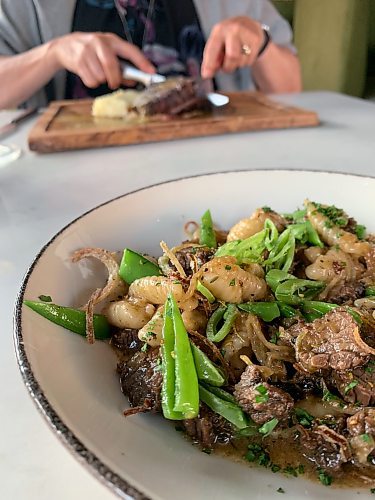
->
[168,294,199,419]
[196,280,216,303]
[23,301,110,339]
[265,269,295,293]
[199,384,249,429]
[302,300,362,325]
[264,228,295,273]
[206,304,238,343]
[199,383,237,404]
[237,302,280,322]
[275,278,325,305]
[199,209,217,249]
[191,343,225,387]
[161,301,184,420]
[277,302,299,318]
[119,248,160,285]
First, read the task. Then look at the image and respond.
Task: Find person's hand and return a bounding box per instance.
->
[52,32,155,89]
[201,17,266,79]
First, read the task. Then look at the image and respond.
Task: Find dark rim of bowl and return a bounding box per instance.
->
[13,169,375,499]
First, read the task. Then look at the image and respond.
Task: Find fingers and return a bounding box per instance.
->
[108,34,155,74]
[201,26,225,79]
[95,38,122,89]
[201,17,263,78]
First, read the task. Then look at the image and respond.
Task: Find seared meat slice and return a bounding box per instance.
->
[327,282,365,305]
[329,363,375,406]
[182,404,234,449]
[234,364,294,425]
[294,309,372,373]
[347,408,375,437]
[118,348,162,412]
[175,246,214,277]
[347,408,375,464]
[111,328,141,356]
[299,424,351,472]
[134,77,208,116]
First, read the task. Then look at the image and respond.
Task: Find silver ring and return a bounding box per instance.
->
[241,44,252,56]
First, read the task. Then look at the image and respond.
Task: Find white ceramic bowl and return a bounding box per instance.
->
[14,170,375,500]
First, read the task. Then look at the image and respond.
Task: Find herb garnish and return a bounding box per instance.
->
[38,295,52,302]
[294,408,314,428]
[229,278,236,286]
[225,265,232,270]
[344,379,359,394]
[259,418,279,437]
[317,468,332,486]
[245,443,270,467]
[277,487,285,494]
[255,384,269,404]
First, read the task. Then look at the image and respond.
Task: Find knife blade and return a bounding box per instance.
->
[120,63,229,107]
[0,107,38,138]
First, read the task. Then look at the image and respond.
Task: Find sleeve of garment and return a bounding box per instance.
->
[259,0,296,54]
[0,0,41,55]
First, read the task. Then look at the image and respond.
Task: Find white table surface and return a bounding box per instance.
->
[0,91,374,500]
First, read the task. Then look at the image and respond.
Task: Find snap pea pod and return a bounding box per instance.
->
[199,384,249,429]
[196,280,216,303]
[160,301,184,420]
[274,277,325,305]
[199,209,217,249]
[206,304,238,343]
[119,248,160,285]
[199,382,237,404]
[191,343,225,386]
[277,302,299,318]
[23,300,110,339]
[237,302,280,322]
[169,294,199,418]
[302,300,362,324]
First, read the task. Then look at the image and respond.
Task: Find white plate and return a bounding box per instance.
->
[14,170,375,500]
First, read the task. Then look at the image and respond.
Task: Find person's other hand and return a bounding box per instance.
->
[52,32,155,89]
[201,17,265,79]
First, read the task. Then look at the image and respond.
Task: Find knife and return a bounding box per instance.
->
[121,64,229,107]
[0,107,39,138]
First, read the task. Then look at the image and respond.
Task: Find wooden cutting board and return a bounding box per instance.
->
[28,92,319,153]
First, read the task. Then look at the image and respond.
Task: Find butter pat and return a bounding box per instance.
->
[92,90,140,118]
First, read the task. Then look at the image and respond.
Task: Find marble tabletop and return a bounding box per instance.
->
[0,91,374,500]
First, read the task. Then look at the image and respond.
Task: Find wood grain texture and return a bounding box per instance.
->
[28,92,319,153]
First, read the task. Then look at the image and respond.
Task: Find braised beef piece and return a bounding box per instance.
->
[234,364,294,425]
[298,424,351,472]
[111,328,141,356]
[347,408,375,437]
[328,363,375,406]
[118,348,162,411]
[174,246,214,277]
[326,282,365,305]
[182,404,234,449]
[294,309,370,373]
[134,77,209,116]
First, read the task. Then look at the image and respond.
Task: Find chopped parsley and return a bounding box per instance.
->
[141,343,148,352]
[269,330,281,345]
[172,280,181,284]
[362,433,374,444]
[371,488,375,494]
[344,379,359,394]
[355,224,366,239]
[317,469,332,486]
[202,448,212,454]
[255,384,269,404]
[225,265,232,270]
[259,418,279,437]
[262,206,272,213]
[277,487,285,494]
[313,203,348,228]
[245,444,270,467]
[38,295,52,302]
[294,408,314,428]
[229,278,236,286]
[365,361,375,374]
[271,464,281,473]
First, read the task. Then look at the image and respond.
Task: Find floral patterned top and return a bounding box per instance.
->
[66,0,205,98]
